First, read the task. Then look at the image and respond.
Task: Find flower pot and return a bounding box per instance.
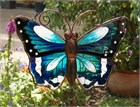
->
[107,71,139,97]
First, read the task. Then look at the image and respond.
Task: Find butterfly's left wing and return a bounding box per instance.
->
[15,16,66,90]
[77,16,128,89]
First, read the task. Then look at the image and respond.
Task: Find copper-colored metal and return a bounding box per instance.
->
[64,32,78,86]
[72,10,97,31]
[38,9,72,32]
[37,9,97,33]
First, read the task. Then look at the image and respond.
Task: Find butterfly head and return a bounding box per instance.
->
[64,31,78,40]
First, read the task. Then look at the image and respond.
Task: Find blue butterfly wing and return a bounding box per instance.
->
[15,16,65,57]
[77,17,127,89]
[78,16,127,58]
[15,17,66,89]
[30,52,66,90]
[76,54,111,89]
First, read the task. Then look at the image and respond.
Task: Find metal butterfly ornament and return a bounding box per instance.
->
[14,10,128,90]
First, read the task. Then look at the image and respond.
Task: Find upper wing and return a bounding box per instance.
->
[78,16,128,58]
[15,16,66,90]
[15,16,65,57]
[76,53,112,89]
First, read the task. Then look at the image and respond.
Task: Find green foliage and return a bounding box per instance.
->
[113,0,139,71]
[99,95,139,107]
[0,55,89,106]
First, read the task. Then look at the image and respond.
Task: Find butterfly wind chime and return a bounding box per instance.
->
[14,10,128,90]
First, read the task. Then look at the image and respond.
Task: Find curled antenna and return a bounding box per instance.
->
[72,10,97,31]
[38,11,51,26]
[37,9,71,31]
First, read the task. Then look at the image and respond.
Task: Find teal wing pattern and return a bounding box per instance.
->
[76,54,111,89]
[78,16,127,58]
[30,52,67,90]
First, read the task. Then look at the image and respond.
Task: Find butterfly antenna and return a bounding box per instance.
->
[37,11,51,26]
[37,9,71,31]
[72,10,97,31]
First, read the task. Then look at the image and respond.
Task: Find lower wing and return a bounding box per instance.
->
[76,53,112,89]
[30,52,67,90]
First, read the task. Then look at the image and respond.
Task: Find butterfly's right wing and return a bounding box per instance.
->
[76,16,128,89]
[76,54,111,89]
[15,16,67,90]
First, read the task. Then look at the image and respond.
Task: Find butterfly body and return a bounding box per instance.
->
[64,32,78,86]
[64,32,78,58]
[15,14,128,90]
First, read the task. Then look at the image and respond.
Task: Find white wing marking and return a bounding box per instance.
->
[35,57,42,76]
[78,27,109,45]
[47,55,66,71]
[33,25,64,44]
[101,58,107,77]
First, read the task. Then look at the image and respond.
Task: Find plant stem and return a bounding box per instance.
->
[6,34,13,105]
[7,34,12,61]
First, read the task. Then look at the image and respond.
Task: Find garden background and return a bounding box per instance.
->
[0,0,139,106]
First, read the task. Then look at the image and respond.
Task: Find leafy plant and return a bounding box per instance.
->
[113,0,139,72]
